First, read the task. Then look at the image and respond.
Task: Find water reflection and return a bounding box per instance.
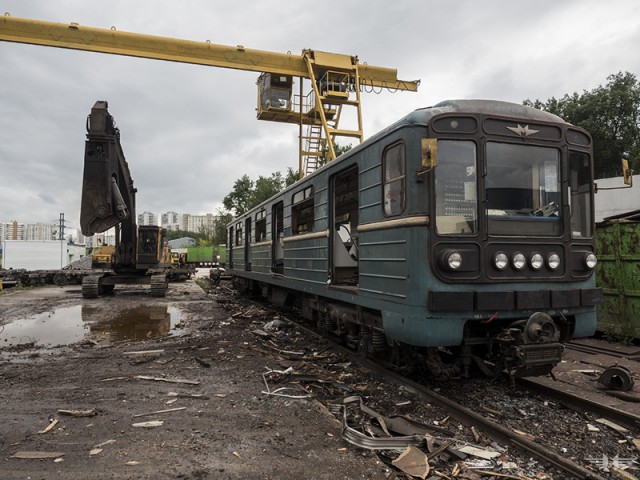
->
[0,304,182,348]
[85,305,181,341]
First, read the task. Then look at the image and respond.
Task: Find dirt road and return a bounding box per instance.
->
[0,280,384,479]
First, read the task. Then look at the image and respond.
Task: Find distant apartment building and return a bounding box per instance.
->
[25,223,56,241]
[138,211,158,226]
[161,211,180,231]
[1,221,26,240]
[183,213,217,234]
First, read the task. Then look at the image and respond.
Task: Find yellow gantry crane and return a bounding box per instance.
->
[0,14,419,177]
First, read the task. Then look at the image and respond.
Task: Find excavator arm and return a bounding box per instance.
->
[80,101,137,264]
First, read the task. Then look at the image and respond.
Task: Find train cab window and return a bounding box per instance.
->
[235,222,243,246]
[382,143,406,216]
[255,210,267,242]
[486,142,561,236]
[435,141,478,235]
[569,151,593,238]
[292,186,314,234]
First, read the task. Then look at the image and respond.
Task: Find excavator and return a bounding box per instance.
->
[80,100,171,298]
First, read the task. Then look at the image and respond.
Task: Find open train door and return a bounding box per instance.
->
[271,201,284,274]
[330,166,359,286]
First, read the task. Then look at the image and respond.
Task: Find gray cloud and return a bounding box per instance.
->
[1,0,639,237]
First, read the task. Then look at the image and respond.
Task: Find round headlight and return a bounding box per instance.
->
[585,253,597,269]
[512,252,526,270]
[494,252,508,271]
[446,252,463,270]
[548,253,561,270]
[530,253,544,270]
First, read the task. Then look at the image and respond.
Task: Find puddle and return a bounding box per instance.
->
[0,304,184,349]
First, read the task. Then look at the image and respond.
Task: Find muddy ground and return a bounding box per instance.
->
[0,279,385,479]
[2,278,639,480]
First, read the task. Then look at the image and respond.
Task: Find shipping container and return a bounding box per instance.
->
[595,210,640,338]
[1,240,84,270]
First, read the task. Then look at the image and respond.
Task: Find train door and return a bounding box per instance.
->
[272,201,284,274]
[244,217,251,271]
[330,166,359,285]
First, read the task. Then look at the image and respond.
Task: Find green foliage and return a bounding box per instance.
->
[524,72,640,179]
[602,321,636,345]
[213,209,233,245]
[222,144,353,216]
[318,143,353,168]
[223,170,298,216]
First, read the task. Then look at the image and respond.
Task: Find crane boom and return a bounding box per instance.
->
[0,15,418,91]
[0,14,420,176]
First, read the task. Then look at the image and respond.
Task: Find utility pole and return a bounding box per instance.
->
[58,213,65,268]
[58,213,65,240]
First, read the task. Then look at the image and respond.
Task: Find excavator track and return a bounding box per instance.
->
[150,274,168,298]
[82,274,101,299]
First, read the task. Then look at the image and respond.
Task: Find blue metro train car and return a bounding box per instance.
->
[226,99,601,377]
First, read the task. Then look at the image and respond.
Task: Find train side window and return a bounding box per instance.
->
[292,186,314,234]
[255,210,267,242]
[382,142,406,216]
[569,151,593,238]
[235,222,243,246]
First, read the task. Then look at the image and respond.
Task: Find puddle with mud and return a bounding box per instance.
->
[0,304,184,350]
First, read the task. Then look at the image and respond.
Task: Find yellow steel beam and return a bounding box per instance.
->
[0,15,419,92]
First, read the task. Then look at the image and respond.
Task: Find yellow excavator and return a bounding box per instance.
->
[0,14,418,177]
[80,101,172,298]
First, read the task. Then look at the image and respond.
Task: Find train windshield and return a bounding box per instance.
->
[485,142,561,236]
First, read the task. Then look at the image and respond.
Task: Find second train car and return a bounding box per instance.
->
[226,99,602,378]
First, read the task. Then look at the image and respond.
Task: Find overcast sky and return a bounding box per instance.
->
[1,1,639,236]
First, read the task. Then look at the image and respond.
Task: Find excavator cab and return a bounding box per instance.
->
[137,226,171,268]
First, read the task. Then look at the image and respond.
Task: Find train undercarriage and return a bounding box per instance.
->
[234,277,568,380]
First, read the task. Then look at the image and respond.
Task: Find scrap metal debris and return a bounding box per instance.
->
[598,365,635,391]
[58,408,96,417]
[11,451,65,459]
[132,420,164,428]
[392,446,430,478]
[134,375,199,385]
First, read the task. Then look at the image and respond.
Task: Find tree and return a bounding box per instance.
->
[318,142,353,168]
[222,144,354,217]
[223,171,293,215]
[524,72,640,179]
[213,208,232,246]
[222,174,254,215]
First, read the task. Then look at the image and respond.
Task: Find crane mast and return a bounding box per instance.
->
[0,14,419,176]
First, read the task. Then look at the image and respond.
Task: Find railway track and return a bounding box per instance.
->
[567,340,640,362]
[217,288,635,479]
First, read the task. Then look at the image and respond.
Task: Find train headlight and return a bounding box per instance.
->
[585,253,597,269]
[494,252,508,271]
[547,253,561,270]
[446,252,463,270]
[512,252,526,270]
[530,253,544,270]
